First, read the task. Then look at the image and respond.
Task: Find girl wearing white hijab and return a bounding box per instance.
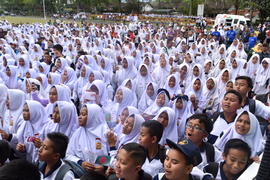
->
[61,66,77,92]
[117,114,145,149]
[209,59,226,78]
[45,84,72,118]
[163,73,182,98]
[236,42,247,59]
[253,58,270,94]
[120,79,138,107]
[112,56,137,87]
[10,100,46,162]
[66,104,109,168]
[185,78,205,113]
[37,62,50,75]
[201,77,219,115]
[42,101,78,139]
[134,64,154,100]
[246,54,260,82]
[152,54,170,88]
[17,54,30,78]
[138,82,158,113]
[172,95,192,140]
[143,89,170,119]
[229,58,246,80]
[113,106,139,137]
[213,45,226,66]
[4,65,22,89]
[215,111,263,158]
[73,65,92,105]
[2,89,26,133]
[154,107,178,146]
[216,69,231,102]
[30,44,43,62]
[106,86,133,126]
[54,57,68,74]
[0,84,8,124]
[45,72,61,95]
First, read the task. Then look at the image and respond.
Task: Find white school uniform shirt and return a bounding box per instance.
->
[241,99,270,121]
[142,157,164,177]
[197,145,222,170]
[41,160,74,180]
[210,114,234,138]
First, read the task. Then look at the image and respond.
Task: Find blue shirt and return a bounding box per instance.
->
[226,30,236,42]
[212,31,221,40]
[248,36,257,48]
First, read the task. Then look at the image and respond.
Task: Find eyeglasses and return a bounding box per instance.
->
[186,123,206,133]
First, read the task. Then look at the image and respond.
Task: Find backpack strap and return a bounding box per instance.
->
[55,164,72,180]
[203,162,219,178]
[203,142,215,163]
[248,98,256,114]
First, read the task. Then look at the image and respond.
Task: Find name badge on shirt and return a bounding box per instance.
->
[96,138,101,150]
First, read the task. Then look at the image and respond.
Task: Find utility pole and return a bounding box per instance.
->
[43,0,46,20]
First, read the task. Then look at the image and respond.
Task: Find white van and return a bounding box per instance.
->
[214,14,250,28]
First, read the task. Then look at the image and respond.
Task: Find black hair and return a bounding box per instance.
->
[47,132,69,159]
[141,120,164,142]
[187,113,213,134]
[223,139,251,158]
[121,143,147,166]
[235,76,253,89]
[157,88,171,101]
[53,44,63,53]
[80,170,107,180]
[0,159,40,180]
[0,140,10,166]
[224,90,242,104]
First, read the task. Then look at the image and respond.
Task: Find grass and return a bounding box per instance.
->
[0,16,50,24]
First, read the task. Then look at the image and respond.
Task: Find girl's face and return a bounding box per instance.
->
[219,48,224,54]
[52,105,60,123]
[206,79,215,90]
[180,66,187,76]
[100,59,106,69]
[175,98,183,109]
[156,93,166,107]
[221,71,229,82]
[48,75,52,84]
[193,79,201,91]
[25,72,31,79]
[226,82,234,92]
[19,58,25,67]
[252,56,258,64]
[78,107,88,127]
[144,57,150,65]
[232,60,238,68]
[168,76,176,88]
[56,59,62,68]
[39,65,44,73]
[160,57,166,68]
[262,60,269,69]
[146,84,154,97]
[219,60,225,69]
[49,87,58,103]
[120,108,129,125]
[80,67,86,77]
[122,116,134,135]
[140,66,148,77]
[6,67,11,77]
[193,66,200,77]
[23,104,30,121]
[122,59,128,69]
[115,89,123,103]
[89,73,95,83]
[125,80,132,90]
[235,113,250,135]
[231,51,236,58]
[157,111,169,128]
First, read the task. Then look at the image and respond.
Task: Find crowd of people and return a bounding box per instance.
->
[0,18,269,180]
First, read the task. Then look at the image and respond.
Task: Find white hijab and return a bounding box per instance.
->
[16,100,47,162]
[215,111,263,157]
[118,114,144,148]
[138,82,158,113]
[67,104,109,160]
[154,107,178,145]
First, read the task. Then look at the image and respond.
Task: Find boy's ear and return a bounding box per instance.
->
[135,164,142,173]
[185,164,193,175]
[52,152,61,161]
[151,136,158,144]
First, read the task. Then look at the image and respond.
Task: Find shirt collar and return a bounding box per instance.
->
[40,159,62,178]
